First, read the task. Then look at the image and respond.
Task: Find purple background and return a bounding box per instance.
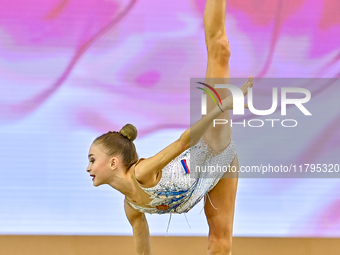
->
[0,0,339,236]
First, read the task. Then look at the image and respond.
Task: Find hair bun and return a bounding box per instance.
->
[119,124,138,142]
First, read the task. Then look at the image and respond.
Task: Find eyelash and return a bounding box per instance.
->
[90,159,95,163]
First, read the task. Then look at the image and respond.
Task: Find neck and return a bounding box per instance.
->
[108,167,135,198]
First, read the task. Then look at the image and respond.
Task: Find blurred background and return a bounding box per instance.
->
[0,0,339,244]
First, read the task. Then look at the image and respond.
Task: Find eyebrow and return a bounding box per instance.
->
[88,154,94,158]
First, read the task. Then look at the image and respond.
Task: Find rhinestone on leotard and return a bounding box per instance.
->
[126,136,237,214]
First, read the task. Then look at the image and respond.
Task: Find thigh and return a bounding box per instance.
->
[204,154,239,238]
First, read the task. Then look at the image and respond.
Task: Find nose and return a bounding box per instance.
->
[86,165,91,172]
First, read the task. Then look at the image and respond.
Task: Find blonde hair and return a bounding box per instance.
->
[93,124,138,169]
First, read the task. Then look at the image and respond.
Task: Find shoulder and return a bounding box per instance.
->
[134,138,186,185]
[134,158,161,187]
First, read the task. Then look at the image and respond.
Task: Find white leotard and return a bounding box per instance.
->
[127,136,237,214]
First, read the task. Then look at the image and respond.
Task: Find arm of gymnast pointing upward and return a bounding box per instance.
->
[134,78,253,186]
[125,199,152,255]
[180,77,253,150]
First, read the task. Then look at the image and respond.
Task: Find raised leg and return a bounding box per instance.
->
[203,1,238,254]
[203,0,232,152]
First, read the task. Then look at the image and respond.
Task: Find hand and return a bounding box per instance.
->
[222,76,254,110]
[241,76,254,109]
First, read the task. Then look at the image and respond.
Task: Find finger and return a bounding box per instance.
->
[241,77,254,97]
[241,77,252,88]
[242,77,253,89]
[245,77,252,86]
[243,80,252,95]
[241,79,250,94]
[247,77,254,89]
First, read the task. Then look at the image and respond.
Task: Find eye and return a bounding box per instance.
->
[90,158,95,163]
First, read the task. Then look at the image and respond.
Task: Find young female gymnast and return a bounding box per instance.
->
[87,0,253,254]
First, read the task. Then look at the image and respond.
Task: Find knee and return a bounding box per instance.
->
[207,235,232,255]
[207,36,231,65]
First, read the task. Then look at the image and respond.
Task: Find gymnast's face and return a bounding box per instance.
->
[87,143,112,187]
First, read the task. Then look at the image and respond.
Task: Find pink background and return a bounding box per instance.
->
[0,0,339,236]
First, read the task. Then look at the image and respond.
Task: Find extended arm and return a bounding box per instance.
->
[179,77,253,150]
[134,78,253,183]
[125,199,152,255]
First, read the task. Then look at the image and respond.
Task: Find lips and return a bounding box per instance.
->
[90,175,95,180]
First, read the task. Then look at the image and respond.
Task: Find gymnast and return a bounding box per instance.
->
[86,0,254,254]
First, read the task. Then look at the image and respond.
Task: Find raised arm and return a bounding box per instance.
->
[134,78,253,186]
[180,77,253,150]
[124,199,152,255]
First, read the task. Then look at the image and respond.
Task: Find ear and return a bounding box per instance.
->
[110,157,119,170]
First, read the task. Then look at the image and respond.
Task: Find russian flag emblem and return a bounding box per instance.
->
[181,159,190,174]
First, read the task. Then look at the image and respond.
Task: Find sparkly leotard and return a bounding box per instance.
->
[126,136,237,214]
